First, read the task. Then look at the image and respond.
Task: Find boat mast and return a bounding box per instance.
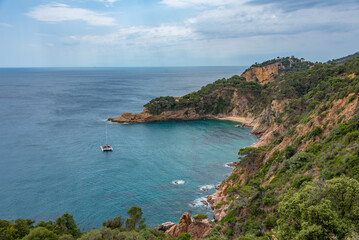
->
[105,123,108,145]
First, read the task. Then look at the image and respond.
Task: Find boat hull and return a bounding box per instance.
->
[101,145,113,151]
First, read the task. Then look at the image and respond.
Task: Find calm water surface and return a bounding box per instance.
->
[0,67,257,229]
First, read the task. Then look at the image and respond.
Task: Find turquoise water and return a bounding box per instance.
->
[0,67,257,230]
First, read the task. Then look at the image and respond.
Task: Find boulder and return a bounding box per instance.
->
[200,200,209,206]
[165,212,192,237]
[155,222,176,231]
[165,213,213,239]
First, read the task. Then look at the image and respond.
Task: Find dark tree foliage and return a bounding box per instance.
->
[102,216,123,229]
[143,75,263,115]
[0,218,34,240]
[125,206,146,231]
[55,213,81,237]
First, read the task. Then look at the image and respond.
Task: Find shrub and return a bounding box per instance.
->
[103,216,123,229]
[292,174,313,188]
[282,152,314,174]
[193,214,207,221]
[277,176,359,240]
[284,145,296,159]
[23,227,58,240]
[348,95,355,103]
[305,126,323,140]
[125,206,146,231]
[264,217,277,229]
[176,232,191,240]
[272,136,284,145]
[55,213,80,237]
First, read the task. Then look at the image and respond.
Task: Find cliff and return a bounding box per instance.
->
[241,62,280,85]
[240,56,313,85]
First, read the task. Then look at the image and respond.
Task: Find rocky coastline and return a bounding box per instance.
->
[109,108,273,238]
[107,60,298,238]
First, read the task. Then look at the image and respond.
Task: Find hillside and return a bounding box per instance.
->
[110,55,359,239]
[328,52,359,65]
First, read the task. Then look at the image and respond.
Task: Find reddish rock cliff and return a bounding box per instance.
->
[241,63,281,85]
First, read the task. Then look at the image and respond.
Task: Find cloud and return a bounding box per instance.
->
[96,0,119,7]
[160,0,234,8]
[0,22,12,27]
[182,1,359,39]
[247,0,359,12]
[64,25,197,47]
[26,3,116,26]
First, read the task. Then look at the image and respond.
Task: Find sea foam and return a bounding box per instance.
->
[190,197,210,208]
[199,184,215,191]
[172,180,185,185]
[224,162,236,168]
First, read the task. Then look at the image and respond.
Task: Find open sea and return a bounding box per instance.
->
[0,67,257,230]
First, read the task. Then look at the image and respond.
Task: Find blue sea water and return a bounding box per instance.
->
[0,67,257,230]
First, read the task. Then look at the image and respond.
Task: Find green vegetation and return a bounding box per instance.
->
[144,75,263,115]
[278,177,359,240]
[0,207,184,240]
[327,51,359,65]
[216,57,359,239]
[249,57,313,75]
[193,214,208,221]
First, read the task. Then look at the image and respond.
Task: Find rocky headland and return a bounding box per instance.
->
[109,55,359,239]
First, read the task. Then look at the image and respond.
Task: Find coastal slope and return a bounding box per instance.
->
[110,55,359,239]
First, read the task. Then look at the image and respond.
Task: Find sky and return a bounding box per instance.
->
[0,0,358,67]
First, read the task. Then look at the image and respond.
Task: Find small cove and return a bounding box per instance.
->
[0,67,257,229]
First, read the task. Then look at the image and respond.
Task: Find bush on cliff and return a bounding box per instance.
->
[277,176,359,240]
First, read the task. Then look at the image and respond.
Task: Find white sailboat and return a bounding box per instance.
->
[101,123,113,152]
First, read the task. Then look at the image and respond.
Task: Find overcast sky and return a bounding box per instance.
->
[0,0,358,67]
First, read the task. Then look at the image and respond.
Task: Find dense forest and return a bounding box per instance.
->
[2,55,359,239]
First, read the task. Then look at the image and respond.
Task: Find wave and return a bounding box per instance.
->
[199,184,215,191]
[224,162,236,168]
[189,197,210,208]
[172,180,185,185]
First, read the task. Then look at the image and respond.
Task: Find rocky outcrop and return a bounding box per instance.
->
[187,218,213,239]
[165,213,213,239]
[241,63,281,85]
[207,182,230,222]
[108,108,216,124]
[165,212,192,237]
[155,222,176,231]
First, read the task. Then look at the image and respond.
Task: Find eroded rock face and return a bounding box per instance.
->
[165,212,192,237]
[207,182,229,222]
[187,219,213,239]
[241,63,281,85]
[165,213,213,239]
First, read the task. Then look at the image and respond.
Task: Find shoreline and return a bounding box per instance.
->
[216,116,255,126]
[206,116,264,222]
[110,111,267,227]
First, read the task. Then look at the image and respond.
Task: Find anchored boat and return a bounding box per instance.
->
[101,123,113,152]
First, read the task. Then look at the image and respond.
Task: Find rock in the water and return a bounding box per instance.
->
[200,200,209,206]
[155,222,176,231]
